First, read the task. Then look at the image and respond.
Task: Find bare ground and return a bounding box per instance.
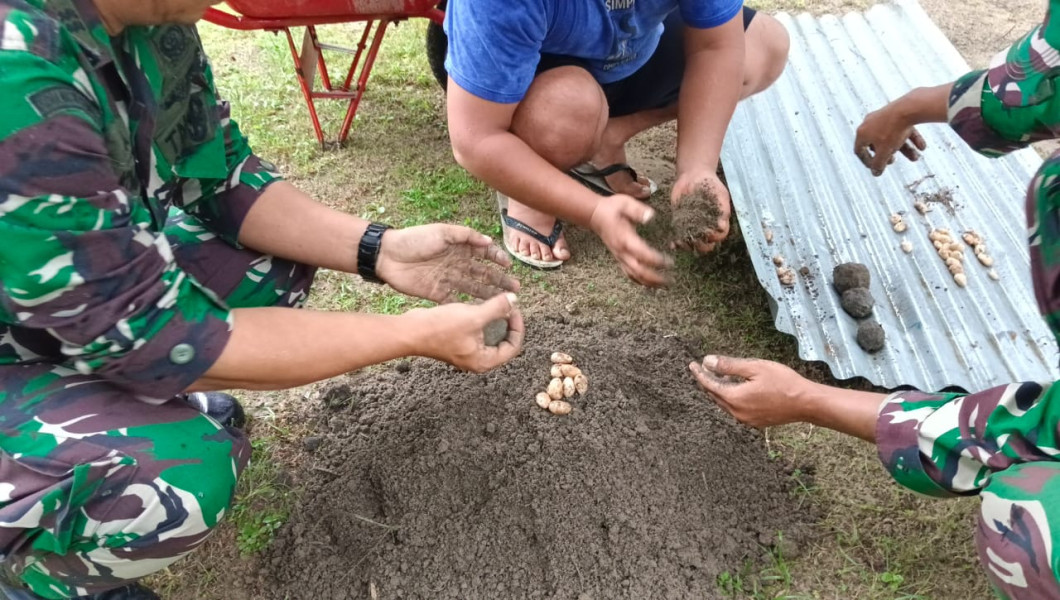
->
[152,1,1044,598]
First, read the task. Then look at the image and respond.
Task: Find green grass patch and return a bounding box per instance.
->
[229,435,293,556]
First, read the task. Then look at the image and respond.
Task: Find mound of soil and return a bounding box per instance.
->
[256,318,812,599]
[672,182,725,245]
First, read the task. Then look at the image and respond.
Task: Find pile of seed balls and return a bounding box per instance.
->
[833,262,886,353]
[534,352,588,416]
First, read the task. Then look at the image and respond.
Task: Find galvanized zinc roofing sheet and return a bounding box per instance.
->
[719,0,1058,391]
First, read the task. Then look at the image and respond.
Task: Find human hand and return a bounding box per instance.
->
[689,355,815,428]
[588,194,672,287]
[376,224,519,303]
[854,102,928,176]
[408,292,524,372]
[670,171,731,253]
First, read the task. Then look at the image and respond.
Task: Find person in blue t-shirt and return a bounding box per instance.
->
[427,0,789,284]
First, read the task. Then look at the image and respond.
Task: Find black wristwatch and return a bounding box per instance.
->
[357,222,391,284]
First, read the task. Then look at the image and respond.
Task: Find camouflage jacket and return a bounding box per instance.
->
[0,0,280,400]
[878,1,1060,497]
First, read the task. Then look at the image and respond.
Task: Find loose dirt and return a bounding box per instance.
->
[254,317,812,599]
[672,181,725,246]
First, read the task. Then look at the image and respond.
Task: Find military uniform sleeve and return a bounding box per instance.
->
[172,51,281,246]
[947,1,1060,157]
[875,382,1060,498]
[0,48,233,401]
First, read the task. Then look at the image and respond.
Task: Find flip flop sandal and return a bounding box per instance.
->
[570,162,659,198]
[496,192,565,270]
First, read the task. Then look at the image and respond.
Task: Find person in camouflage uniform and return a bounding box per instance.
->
[688,2,1060,598]
[0,0,525,598]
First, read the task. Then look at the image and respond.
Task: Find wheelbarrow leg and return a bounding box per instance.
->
[283,26,327,146]
[337,19,390,145]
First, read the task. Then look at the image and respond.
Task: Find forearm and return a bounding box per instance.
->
[237,181,369,273]
[892,83,951,127]
[675,46,743,175]
[189,307,417,391]
[797,382,887,442]
[455,130,601,227]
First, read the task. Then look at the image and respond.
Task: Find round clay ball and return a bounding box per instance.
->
[483,318,509,347]
[856,320,886,354]
[840,287,875,319]
[833,262,871,295]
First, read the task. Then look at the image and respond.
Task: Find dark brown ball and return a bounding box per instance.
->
[833,262,871,294]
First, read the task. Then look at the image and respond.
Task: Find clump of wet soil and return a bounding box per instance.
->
[256,318,813,599]
[672,181,725,245]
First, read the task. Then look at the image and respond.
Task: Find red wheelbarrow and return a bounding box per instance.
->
[204,0,444,146]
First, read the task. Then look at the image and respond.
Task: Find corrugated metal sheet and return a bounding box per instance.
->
[719,0,1058,391]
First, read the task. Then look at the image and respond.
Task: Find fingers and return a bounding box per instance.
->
[450,264,518,299]
[617,195,655,226]
[689,362,736,413]
[910,128,927,151]
[702,354,758,380]
[473,297,524,370]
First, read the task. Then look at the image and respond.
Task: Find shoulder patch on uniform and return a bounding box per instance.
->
[27,85,100,121]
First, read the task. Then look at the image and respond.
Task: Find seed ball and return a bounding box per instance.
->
[833,262,870,294]
[977,254,994,267]
[840,287,875,319]
[483,318,508,347]
[988,269,1000,281]
[547,378,564,401]
[948,263,964,275]
[772,255,785,266]
[900,240,913,253]
[550,352,573,365]
[933,240,944,250]
[938,249,952,260]
[954,273,968,287]
[535,392,552,410]
[765,229,774,243]
[550,365,563,378]
[914,201,929,214]
[889,213,903,225]
[893,221,908,233]
[856,320,886,353]
[548,400,572,416]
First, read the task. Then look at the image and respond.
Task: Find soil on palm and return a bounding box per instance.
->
[672,181,725,245]
[253,317,813,599]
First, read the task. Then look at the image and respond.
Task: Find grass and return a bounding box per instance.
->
[165,5,998,598]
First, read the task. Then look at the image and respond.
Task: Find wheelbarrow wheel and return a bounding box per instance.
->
[425,0,448,91]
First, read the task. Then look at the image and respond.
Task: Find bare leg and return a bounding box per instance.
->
[591,105,678,198]
[593,12,790,199]
[506,66,608,263]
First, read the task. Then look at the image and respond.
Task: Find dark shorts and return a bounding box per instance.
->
[537,7,757,117]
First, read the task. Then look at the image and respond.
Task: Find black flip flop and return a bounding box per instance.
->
[570,162,659,197]
[496,192,565,269]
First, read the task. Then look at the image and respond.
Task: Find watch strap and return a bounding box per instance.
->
[357,222,391,284]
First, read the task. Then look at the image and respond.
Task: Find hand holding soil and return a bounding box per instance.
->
[374,223,520,303]
[690,355,813,428]
[406,292,524,372]
[589,194,673,287]
[670,172,731,253]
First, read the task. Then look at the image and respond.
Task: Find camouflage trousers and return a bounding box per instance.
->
[878,383,1060,599]
[0,211,315,599]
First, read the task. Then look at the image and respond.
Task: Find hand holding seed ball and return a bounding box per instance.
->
[409,292,524,373]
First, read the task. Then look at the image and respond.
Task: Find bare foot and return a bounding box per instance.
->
[504,198,571,263]
[590,144,651,199]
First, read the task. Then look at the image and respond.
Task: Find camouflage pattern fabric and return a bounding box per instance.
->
[877,4,1060,597]
[0,0,316,597]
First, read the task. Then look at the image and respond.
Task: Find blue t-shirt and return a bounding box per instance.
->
[443,0,743,104]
